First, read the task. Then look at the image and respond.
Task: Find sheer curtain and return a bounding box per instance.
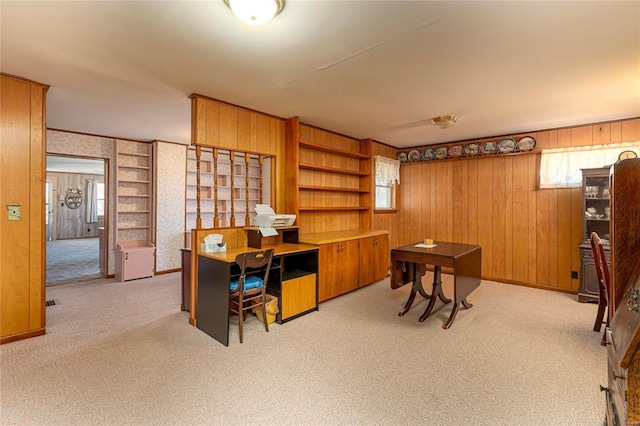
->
[374,155,400,185]
[86,179,98,223]
[539,141,640,188]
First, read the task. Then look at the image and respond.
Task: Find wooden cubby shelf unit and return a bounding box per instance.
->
[185,146,272,230]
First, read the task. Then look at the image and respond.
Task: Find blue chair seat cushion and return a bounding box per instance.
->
[230,275,264,293]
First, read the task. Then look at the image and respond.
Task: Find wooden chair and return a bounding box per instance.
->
[229,249,274,343]
[590,232,610,346]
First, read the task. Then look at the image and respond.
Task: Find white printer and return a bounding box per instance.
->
[253,204,296,227]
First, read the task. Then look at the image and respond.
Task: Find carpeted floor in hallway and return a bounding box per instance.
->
[46,237,101,286]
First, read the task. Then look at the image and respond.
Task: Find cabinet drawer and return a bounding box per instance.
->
[281,273,317,320]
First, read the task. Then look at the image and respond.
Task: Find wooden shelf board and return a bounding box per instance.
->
[117,225,151,230]
[299,140,369,159]
[118,152,150,158]
[187,171,215,176]
[118,180,151,184]
[117,194,150,198]
[298,184,369,193]
[118,165,150,170]
[299,163,368,176]
[299,206,370,211]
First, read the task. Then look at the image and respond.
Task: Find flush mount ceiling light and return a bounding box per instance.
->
[431,115,458,130]
[224,0,285,26]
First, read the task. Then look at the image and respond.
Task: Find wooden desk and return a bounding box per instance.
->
[197,243,319,346]
[390,241,482,329]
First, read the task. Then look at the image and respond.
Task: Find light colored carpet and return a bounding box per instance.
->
[0,272,606,425]
[46,237,101,286]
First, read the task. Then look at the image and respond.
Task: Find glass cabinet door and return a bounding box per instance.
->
[584,173,610,243]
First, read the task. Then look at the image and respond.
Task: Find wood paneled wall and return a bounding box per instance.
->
[0,74,48,343]
[189,95,286,213]
[48,172,104,239]
[372,118,640,293]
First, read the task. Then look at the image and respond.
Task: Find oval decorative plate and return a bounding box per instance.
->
[397,152,408,163]
[448,145,463,157]
[434,146,448,160]
[517,136,536,151]
[408,149,421,162]
[497,138,516,153]
[421,148,435,160]
[481,141,496,155]
[464,143,480,156]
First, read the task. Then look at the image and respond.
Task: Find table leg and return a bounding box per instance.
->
[418,266,450,322]
[399,263,430,316]
[443,298,473,329]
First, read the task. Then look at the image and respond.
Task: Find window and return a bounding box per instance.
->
[374,155,400,210]
[96,182,105,216]
[539,142,640,188]
[375,180,396,209]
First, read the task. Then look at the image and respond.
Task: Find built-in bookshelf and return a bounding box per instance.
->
[284,117,372,233]
[115,140,154,244]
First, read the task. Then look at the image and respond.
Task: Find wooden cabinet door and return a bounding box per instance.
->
[319,242,340,302]
[319,240,360,302]
[374,234,389,282]
[340,239,360,294]
[358,237,375,287]
[358,235,389,287]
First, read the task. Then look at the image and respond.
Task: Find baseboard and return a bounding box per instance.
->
[1,328,45,345]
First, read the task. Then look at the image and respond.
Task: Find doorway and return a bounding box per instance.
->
[46,155,107,286]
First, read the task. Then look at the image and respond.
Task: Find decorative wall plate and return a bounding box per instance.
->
[408,149,421,162]
[448,145,463,157]
[517,136,536,151]
[481,141,496,154]
[434,146,448,160]
[464,143,480,156]
[498,138,516,153]
[421,148,435,160]
[397,152,408,163]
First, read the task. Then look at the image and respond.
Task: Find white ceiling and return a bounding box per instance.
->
[2,1,639,149]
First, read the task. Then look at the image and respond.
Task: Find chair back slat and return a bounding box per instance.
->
[229,248,275,343]
[590,232,606,291]
[591,232,612,345]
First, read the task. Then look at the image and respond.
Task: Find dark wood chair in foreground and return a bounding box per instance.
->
[229,249,274,343]
[590,232,611,346]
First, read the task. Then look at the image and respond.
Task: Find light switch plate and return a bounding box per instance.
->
[7,204,21,220]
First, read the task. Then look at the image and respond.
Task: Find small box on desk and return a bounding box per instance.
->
[200,242,227,253]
